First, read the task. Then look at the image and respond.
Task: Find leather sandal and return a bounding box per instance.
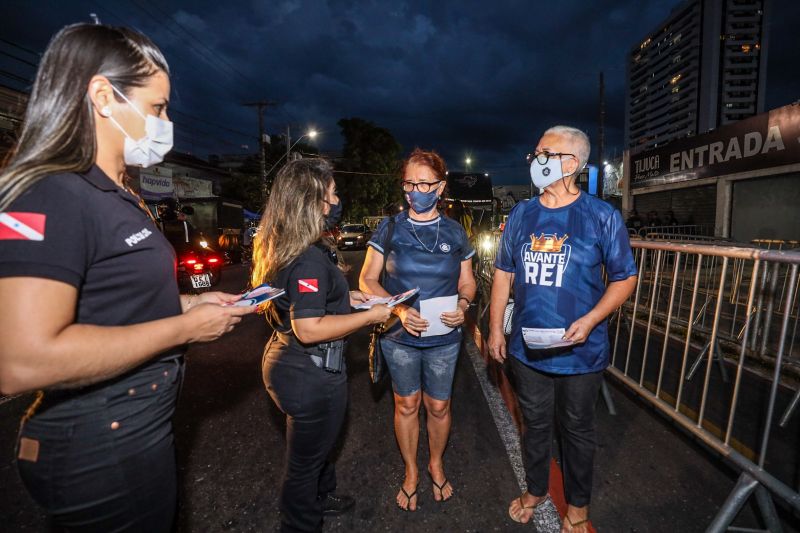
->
[509,495,538,523]
[564,513,590,531]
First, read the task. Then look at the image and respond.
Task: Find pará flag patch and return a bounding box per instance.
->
[298,279,319,293]
[0,213,46,241]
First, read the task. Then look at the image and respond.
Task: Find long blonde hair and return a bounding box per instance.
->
[251,158,335,319]
[0,23,169,211]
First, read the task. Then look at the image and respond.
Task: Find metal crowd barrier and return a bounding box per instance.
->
[637,224,716,239]
[471,230,800,531]
[612,241,800,532]
[751,239,800,251]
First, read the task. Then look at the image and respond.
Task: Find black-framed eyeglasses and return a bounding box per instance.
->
[525,151,576,165]
[402,180,443,193]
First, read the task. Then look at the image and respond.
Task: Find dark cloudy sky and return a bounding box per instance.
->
[1,0,797,184]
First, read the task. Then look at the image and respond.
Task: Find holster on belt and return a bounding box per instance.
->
[274,331,346,373]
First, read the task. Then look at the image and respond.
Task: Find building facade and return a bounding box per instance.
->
[626,0,769,153]
[623,103,800,243]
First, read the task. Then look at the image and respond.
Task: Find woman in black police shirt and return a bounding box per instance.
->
[0,24,254,531]
[251,158,391,532]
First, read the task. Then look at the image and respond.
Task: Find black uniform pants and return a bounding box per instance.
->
[263,346,348,533]
[509,357,603,508]
[16,358,183,532]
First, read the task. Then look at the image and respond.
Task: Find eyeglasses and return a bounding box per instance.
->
[402,180,443,193]
[525,151,576,164]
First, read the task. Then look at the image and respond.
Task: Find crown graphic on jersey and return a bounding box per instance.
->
[530,233,569,253]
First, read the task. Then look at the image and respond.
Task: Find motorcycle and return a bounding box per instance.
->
[156,200,223,293]
[176,238,224,293]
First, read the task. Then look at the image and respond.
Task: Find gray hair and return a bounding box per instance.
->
[544,125,591,172]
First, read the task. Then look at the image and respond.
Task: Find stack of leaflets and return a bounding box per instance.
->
[230,283,285,307]
[353,287,420,309]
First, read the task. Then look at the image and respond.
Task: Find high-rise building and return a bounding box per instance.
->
[625,0,769,153]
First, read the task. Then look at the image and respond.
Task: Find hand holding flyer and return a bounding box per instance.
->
[353,287,420,309]
[229,283,285,307]
[521,327,575,350]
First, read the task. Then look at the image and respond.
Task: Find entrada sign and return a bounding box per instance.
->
[631,103,800,188]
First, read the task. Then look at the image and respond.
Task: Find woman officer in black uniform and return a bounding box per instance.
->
[251,158,391,532]
[0,24,255,531]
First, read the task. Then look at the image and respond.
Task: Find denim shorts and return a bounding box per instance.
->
[380,338,461,400]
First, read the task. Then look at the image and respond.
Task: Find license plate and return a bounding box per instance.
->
[345,241,354,245]
[191,273,211,288]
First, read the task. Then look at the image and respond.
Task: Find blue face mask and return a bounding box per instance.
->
[406,190,439,213]
[325,200,342,229]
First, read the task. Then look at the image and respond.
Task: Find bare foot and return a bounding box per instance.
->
[396,476,418,511]
[508,492,545,524]
[427,464,454,501]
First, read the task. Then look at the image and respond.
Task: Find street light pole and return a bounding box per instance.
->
[266,130,318,177]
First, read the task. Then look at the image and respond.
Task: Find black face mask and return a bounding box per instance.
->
[325,200,342,229]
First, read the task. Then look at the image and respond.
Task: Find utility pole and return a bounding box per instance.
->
[598,71,606,199]
[243,100,276,194]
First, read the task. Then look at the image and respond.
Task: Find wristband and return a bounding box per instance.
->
[458,296,471,306]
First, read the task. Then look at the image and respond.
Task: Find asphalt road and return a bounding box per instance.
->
[0,251,522,532]
[2,249,799,532]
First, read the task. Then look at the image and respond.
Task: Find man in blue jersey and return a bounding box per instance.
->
[488,126,637,531]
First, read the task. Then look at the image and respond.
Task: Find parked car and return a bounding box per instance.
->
[336,223,371,250]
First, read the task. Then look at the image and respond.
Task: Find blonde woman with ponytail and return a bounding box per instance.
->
[252,158,390,532]
[0,24,254,531]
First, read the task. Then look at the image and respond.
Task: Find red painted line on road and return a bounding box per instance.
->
[469,321,596,533]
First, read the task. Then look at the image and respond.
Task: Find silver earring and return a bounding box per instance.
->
[100,106,112,117]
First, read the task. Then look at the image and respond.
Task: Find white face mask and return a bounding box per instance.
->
[107,84,173,168]
[529,153,580,191]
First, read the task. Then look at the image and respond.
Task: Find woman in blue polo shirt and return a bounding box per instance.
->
[360,148,477,511]
[0,24,254,531]
[488,126,637,531]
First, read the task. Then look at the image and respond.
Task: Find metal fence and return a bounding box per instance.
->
[611,241,800,531]
[471,230,800,532]
[637,224,717,239]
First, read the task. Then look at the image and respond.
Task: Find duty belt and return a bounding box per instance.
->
[272,331,346,370]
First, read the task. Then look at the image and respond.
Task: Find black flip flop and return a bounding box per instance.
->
[429,474,453,503]
[397,484,419,512]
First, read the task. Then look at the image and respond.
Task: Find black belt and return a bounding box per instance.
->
[272,331,347,370]
[273,331,346,353]
[37,353,184,406]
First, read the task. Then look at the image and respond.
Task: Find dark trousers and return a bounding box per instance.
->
[263,346,348,533]
[509,357,603,507]
[16,359,183,532]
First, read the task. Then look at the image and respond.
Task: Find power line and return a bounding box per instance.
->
[140,0,268,93]
[333,170,396,176]
[174,126,248,150]
[0,69,31,85]
[126,0,255,100]
[0,49,38,68]
[0,30,260,149]
[170,109,255,140]
[0,38,39,57]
